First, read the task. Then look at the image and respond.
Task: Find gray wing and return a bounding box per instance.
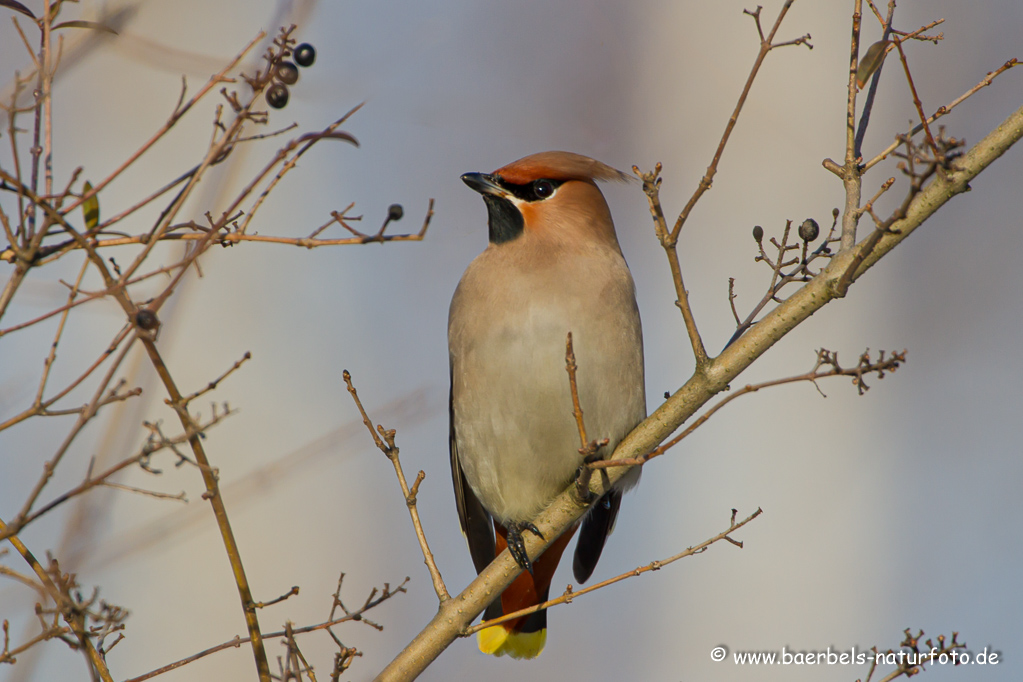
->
[449,377,496,575]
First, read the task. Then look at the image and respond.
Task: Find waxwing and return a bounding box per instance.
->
[449,151,645,658]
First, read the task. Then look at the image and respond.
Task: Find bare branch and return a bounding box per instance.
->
[862,57,1019,172]
[564,332,609,501]
[869,629,966,682]
[343,371,449,602]
[123,577,408,682]
[839,0,865,251]
[180,351,252,405]
[0,517,115,681]
[673,0,809,241]
[377,102,1023,676]
[59,31,265,217]
[253,586,300,610]
[465,508,762,635]
[0,407,234,543]
[629,3,810,368]
[589,348,906,470]
[634,163,708,365]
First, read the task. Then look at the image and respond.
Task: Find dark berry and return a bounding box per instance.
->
[135,309,159,331]
[294,43,316,67]
[275,61,299,85]
[798,218,820,242]
[388,204,404,221]
[266,83,289,109]
[752,225,764,243]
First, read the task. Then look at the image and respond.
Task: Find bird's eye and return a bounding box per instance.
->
[532,180,555,199]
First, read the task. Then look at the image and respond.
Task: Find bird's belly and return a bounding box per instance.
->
[453,305,640,525]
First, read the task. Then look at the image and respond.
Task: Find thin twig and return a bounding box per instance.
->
[632,2,809,367]
[0,562,46,594]
[0,323,135,432]
[727,277,741,325]
[60,32,264,216]
[0,408,234,543]
[726,215,841,348]
[180,351,252,404]
[464,508,763,635]
[234,106,364,234]
[91,163,198,231]
[634,164,708,365]
[672,0,809,241]
[564,333,609,501]
[0,621,70,664]
[33,256,88,406]
[0,515,115,682]
[893,38,939,161]
[343,371,449,602]
[0,198,434,264]
[98,481,188,502]
[855,177,896,226]
[588,348,906,470]
[122,578,409,682]
[565,332,588,447]
[854,1,896,157]
[863,57,1018,171]
[253,586,300,609]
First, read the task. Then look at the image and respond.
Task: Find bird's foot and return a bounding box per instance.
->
[505,521,544,574]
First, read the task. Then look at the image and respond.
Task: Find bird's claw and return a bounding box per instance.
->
[506,521,544,574]
[574,448,607,503]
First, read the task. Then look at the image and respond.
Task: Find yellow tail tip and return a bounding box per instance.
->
[477,625,546,659]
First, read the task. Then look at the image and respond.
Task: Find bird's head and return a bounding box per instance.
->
[461,151,631,248]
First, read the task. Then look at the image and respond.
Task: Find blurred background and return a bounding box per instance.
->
[1,1,1021,680]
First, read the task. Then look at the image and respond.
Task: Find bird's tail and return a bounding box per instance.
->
[476,522,577,659]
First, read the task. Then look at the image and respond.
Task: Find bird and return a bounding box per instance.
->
[449,151,646,659]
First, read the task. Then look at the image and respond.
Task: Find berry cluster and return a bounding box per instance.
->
[266,43,316,109]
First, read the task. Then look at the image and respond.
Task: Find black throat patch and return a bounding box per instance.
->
[483,194,524,244]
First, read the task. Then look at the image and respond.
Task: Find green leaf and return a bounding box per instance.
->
[53,20,119,35]
[82,182,100,231]
[0,0,36,20]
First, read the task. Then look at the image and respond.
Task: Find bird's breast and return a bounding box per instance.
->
[449,246,645,524]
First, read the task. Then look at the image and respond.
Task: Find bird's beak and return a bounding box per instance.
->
[461,172,506,197]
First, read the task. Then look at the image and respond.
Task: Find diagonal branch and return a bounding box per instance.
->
[373,98,1023,682]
